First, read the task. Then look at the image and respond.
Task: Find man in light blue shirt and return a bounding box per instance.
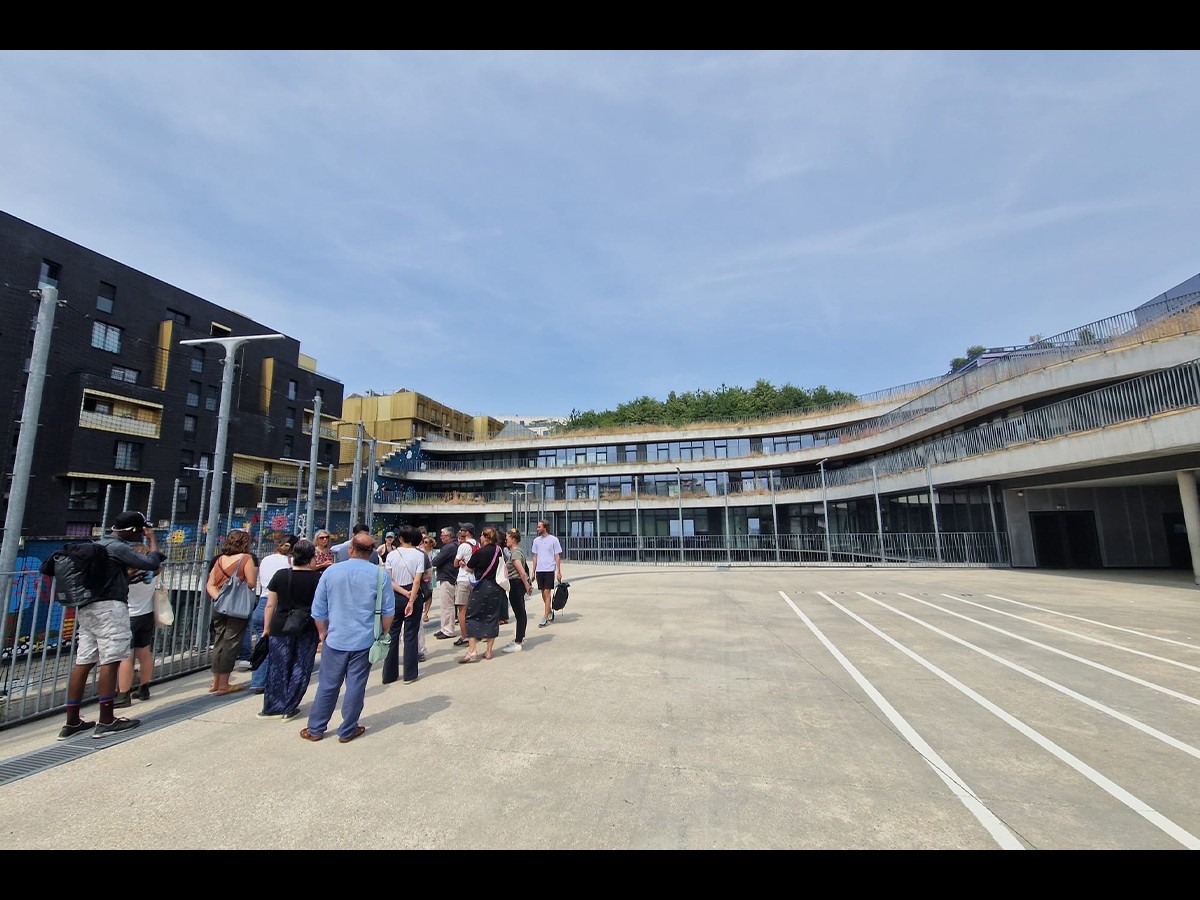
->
[301,532,393,743]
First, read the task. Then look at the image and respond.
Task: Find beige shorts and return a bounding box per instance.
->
[455,580,472,607]
[73,600,133,666]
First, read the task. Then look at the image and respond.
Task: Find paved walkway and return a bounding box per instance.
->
[1,564,1198,849]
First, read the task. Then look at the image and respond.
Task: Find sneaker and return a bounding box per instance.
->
[92,717,141,739]
[538,618,549,628]
[56,720,95,741]
[135,685,151,701]
[113,691,132,709]
[256,711,284,719]
[501,642,522,653]
[282,710,300,721]
[234,659,252,671]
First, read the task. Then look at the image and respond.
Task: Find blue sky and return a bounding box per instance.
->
[2,50,1198,420]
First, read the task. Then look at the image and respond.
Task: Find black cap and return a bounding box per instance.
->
[112,510,147,532]
[459,522,474,534]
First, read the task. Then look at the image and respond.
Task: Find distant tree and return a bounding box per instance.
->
[948,345,987,374]
[558,380,858,432]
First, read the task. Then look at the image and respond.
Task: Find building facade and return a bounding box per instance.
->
[0,210,345,542]
[366,280,1200,576]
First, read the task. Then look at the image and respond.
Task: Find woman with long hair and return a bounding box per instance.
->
[205,529,258,695]
[257,538,321,720]
[500,528,533,653]
[460,526,506,663]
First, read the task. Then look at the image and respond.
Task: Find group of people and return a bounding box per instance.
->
[56,512,566,744]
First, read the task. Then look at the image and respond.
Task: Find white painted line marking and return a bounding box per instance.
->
[985,594,1200,651]
[880,594,1200,760]
[942,595,1200,674]
[917,594,1200,706]
[779,590,1024,850]
[837,590,1200,849]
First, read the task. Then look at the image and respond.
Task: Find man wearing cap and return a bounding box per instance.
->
[57,510,166,741]
[451,523,478,647]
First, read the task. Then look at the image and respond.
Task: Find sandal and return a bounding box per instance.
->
[338,725,367,744]
[483,651,493,660]
[457,653,478,664]
[299,727,324,742]
[215,683,245,695]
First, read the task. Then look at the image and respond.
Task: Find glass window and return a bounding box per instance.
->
[38,260,60,289]
[115,441,142,471]
[175,484,190,513]
[180,450,193,474]
[283,435,293,457]
[111,365,138,384]
[96,282,116,314]
[67,478,100,510]
[190,348,204,373]
[91,321,122,353]
[187,381,200,407]
[205,386,219,411]
[183,414,197,435]
[288,380,298,400]
[167,308,190,327]
[285,408,296,430]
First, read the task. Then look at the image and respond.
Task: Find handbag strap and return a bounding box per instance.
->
[479,545,502,580]
[373,566,385,638]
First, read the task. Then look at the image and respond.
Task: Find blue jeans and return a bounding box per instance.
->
[245,595,269,689]
[306,646,371,740]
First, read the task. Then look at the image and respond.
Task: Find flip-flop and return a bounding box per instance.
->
[457,653,478,664]
[338,725,367,744]
[216,684,244,695]
[300,727,324,742]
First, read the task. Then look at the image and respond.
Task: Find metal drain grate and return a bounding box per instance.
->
[0,690,248,787]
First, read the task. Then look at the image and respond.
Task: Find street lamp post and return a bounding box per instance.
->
[675,467,684,563]
[306,392,322,536]
[179,333,285,564]
[818,458,831,563]
[281,457,308,535]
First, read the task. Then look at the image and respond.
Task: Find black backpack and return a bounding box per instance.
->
[40,541,110,608]
[552,580,570,611]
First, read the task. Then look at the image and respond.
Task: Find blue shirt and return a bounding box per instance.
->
[310,558,394,652]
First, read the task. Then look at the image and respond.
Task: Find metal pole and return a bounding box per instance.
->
[258,472,269,557]
[123,482,132,512]
[771,470,780,563]
[178,333,285,566]
[634,477,641,563]
[595,479,601,560]
[927,459,943,563]
[0,287,57,579]
[724,479,731,564]
[145,479,155,527]
[102,485,113,538]
[987,483,1002,564]
[872,463,885,563]
[195,469,208,555]
[169,477,180,545]
[819,459,831,563]
[676,467,684,562]
[307,393,321,534]
[293,463,305,535]
[365,437,377,530]
[350,423,364,528]
[325,464,334,532]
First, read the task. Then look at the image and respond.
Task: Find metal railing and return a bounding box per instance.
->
[559,531,1009,567]
[1,561,216,730]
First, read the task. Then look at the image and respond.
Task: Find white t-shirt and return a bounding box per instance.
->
[258,552,291,598]
[127,578,155,617]
[385,545,426,589]
[455,539,478,583]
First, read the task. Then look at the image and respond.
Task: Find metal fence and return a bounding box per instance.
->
[1,561,215,730]
[560,531,1009,567]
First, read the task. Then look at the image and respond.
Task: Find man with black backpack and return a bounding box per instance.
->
[57,510,165,741]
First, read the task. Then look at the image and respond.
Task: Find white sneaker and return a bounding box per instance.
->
[234,660,252,671]
[501,642,522,653]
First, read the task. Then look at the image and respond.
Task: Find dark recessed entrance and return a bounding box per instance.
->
[1030,510,1102,568]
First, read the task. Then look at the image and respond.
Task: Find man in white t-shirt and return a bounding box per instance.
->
[452,522,478,647]
[530,519,563,629]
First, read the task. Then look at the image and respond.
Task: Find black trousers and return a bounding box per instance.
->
[381,587,421,684]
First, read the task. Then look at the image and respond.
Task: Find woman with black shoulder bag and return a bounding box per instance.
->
[257,538,321,721]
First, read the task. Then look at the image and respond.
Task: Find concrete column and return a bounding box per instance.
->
[1176,470,1200,586]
